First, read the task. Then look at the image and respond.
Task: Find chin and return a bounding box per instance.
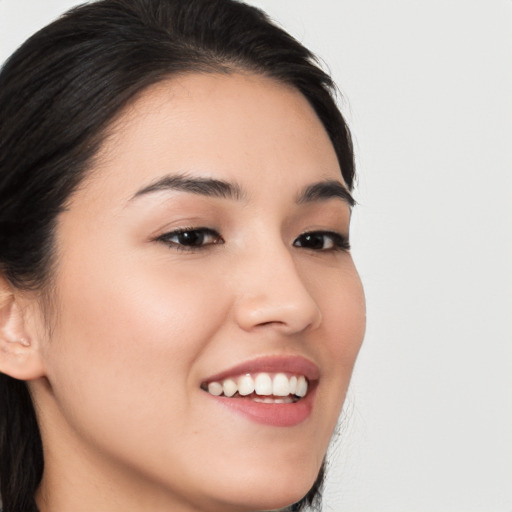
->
[206,462,321,512]
[236,486,314,512]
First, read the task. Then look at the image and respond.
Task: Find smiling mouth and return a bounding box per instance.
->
[201,372,309,403]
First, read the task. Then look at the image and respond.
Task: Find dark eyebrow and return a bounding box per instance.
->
[296,180,355,207]
[130,173,245,201]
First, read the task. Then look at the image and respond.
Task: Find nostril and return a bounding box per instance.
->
[234,295,322,334]
[231,257,322,333]
[257,320,283,327]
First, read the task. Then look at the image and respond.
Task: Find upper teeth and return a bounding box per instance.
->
[206,373,308,398]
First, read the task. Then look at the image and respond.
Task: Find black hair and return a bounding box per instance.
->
[0,0,354,510]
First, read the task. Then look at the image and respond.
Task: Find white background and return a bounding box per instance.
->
[1,1,511,511]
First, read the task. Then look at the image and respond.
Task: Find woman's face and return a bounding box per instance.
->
[31,72,365,511]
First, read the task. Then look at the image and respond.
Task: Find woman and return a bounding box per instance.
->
[0,0,366,510]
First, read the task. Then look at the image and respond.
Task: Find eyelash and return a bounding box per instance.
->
[293,231,351,252]
[156,227,350,253]
[156,227,224,252]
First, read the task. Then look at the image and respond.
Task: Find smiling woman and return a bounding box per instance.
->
[0,1,365,511]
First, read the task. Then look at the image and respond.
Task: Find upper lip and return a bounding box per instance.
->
[202,355,320,383]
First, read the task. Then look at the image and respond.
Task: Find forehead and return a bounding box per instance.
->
[79,72,343,207]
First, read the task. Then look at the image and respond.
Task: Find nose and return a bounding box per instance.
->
[232,242,322,335]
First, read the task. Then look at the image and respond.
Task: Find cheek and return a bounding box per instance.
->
[330,271,366,366]
[312,261,365,423]
[45,252,228,433]
[309,258,366,362]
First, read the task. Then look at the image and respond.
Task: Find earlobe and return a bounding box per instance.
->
[0,277,46,381]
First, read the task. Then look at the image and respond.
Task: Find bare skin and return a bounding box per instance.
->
[0,72,365,512]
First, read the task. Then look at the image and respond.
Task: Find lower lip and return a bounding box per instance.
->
[206,386,316,427]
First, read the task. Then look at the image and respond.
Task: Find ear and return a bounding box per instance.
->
[0,276,46,380]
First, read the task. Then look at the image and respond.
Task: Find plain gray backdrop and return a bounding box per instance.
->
[1,1,511,511]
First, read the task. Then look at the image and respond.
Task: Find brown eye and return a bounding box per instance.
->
[293,231,350,252]
[158,228,223,250]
